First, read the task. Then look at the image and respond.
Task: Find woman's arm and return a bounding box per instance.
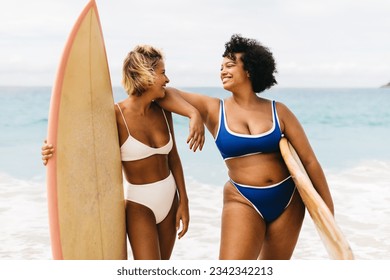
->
[156,88,205,152]
[158,87,221,138]
[278,102,334,215]
[165,110,190,239]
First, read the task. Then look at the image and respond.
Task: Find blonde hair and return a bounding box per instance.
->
[122,45,164,96]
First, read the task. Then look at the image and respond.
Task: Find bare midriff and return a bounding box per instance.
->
[225,152,290,186]
[122,154,170,185]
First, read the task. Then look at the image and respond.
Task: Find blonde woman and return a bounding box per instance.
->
[42,45,204,259]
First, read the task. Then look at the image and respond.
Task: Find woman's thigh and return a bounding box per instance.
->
[219,182,266,260]
[157,195,178,260]
[125,200,161,260]
[259,191,305,259]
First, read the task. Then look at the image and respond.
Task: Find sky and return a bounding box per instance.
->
[0,0,389,88]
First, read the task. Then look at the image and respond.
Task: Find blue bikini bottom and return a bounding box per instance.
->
[230,176,296,223]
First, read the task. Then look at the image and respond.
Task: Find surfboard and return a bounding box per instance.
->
[279,138,354,260]
[46,0,127,259]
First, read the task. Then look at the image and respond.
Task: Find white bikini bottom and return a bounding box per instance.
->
[125,172,177,224]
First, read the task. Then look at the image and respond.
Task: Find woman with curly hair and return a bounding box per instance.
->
[42,45,205,259]
[165,34,334,259]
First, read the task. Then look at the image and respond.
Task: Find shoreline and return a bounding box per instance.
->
[1,159,390,260]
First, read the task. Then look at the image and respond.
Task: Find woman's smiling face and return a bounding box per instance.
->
[220,53,250,92]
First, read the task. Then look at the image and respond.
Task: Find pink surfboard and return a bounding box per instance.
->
[46,0,127,259]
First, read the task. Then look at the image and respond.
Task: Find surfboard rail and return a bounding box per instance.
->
[279,137,354,260]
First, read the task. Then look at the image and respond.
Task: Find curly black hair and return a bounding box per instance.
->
[223,34,277,93]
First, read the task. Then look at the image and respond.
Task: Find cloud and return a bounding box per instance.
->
[0,0,389,87]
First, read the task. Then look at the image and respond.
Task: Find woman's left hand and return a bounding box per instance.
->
[176,199,190,239]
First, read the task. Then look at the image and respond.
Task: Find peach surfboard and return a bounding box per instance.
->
[279,138,354,259]
[46,0,127,259]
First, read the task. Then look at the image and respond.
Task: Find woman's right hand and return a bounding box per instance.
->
[41,140,54,166]
[187,110,205,152]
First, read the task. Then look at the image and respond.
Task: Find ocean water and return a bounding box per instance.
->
[0,86,389,260]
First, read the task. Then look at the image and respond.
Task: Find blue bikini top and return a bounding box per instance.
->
[214,99,283,161]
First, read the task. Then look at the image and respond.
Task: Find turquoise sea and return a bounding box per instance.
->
[0,86,389,260]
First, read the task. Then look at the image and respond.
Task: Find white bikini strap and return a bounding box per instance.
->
[161,109,171,133]
[115,104,130,135]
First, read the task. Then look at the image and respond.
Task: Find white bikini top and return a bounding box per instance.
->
[116,104,173,161]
